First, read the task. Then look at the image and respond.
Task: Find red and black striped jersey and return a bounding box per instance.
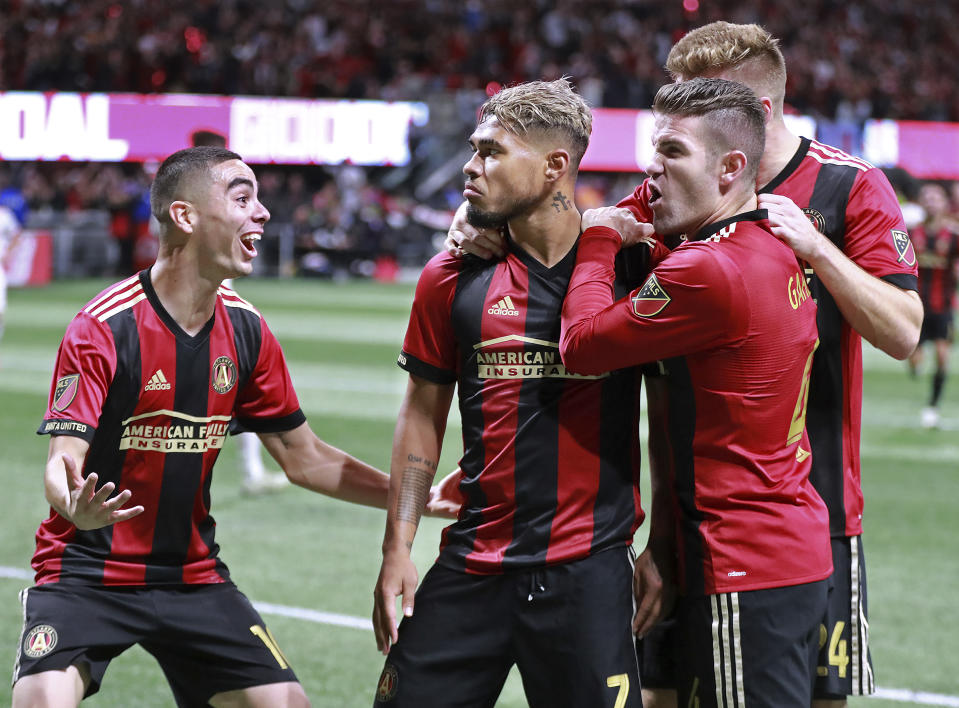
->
[35,270,305,586]
[618,138,919,539]
[399,237,649,575]
[560,213,831,595]
[913,221,959,314]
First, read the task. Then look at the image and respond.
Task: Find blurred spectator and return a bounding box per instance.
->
[908,182,959,428]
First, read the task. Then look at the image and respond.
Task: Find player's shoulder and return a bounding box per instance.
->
[806,139,876,174]
[217,282,262,319]
[79,272,146,325]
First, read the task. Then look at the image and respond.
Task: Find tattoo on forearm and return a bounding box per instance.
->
[396,454,436,525]
[551,191,572,212]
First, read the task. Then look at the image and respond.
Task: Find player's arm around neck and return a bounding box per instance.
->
[258,422,390,508]
[44,435,144,530]
[373,374,455,654]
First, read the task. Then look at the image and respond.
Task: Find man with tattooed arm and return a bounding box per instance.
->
[370,79,665,708]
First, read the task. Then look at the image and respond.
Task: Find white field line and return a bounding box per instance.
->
[0,565,956,705]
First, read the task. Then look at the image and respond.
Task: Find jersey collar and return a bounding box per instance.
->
[140,268,216,347]
[687,209,769,242]
[758,136,811,195]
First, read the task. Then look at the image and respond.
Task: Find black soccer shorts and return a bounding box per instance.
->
[674,578,828,708]
[636,613,679,690]
[373,546,642,708]
[919,310,954,343]
[814,535,874,699]
[13,582,298,706]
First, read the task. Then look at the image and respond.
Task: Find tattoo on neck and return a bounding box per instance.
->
[551,191,571,213]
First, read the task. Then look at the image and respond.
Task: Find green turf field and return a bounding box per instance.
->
[1,277,956,707]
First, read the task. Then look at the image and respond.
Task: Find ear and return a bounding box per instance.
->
[759,96,774,124]
[168,200,196,234]
[544,149,571,182]
[718,150,749,189]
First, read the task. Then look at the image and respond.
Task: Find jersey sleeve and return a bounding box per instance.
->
[843,168,919,291]
[398,252,460,384]
[233,318,306,433]
[37,312,117,442]
[560,227,745,375]
[616,179,655,223]
[616,179,671,265]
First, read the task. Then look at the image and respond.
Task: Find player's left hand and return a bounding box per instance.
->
[581,207,656,248]
[425,467,464,518]
[759,193,824,262]
[632,543,675,637]
[63,453,145,530]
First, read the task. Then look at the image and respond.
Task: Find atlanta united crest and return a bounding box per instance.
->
[24,624,58,658]
[891,229,916,266]
[211,356,237,394]
[802,207,827,234]
[52,374,80,412]
[631,274,671,317]
[375,663,398,702]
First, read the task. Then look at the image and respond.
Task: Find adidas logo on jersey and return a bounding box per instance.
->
[144,369,172,391]
[488,296,520,317]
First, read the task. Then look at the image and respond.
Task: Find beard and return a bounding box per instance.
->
[465,204,507,230]
[466,190,544,230]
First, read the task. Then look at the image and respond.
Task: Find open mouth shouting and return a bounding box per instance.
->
[648,183,663,208]
[240,232,261,258]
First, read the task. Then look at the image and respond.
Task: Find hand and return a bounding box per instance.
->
[62,453,144,530]
[425,467,464,518]
[372,548,419,654]
[581,207,656,248]
[445,223,506,260]
[759,193,825,262]
[632,544,675,637]
[445,200,505,260]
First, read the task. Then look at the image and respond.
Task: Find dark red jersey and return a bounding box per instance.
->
[618,138,919,539]
[36,270,305,586]
[560,213,831,595]
[913,221,959,314]
[399,238,650,575]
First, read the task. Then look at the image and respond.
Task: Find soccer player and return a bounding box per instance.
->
[908,182,959,428]
[560,76,831,708]
[11,146,452,708]
[449,22,922,708]
[371,79,662,708]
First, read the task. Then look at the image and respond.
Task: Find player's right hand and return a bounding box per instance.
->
[444,201,505,260]
[581,207,656,248]
[63,453,144,530]
[373,548,419,654]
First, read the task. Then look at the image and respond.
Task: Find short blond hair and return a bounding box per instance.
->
[479,78,592,168]
[666,22,786,113]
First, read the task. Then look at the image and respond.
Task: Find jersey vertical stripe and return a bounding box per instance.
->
[400,242,647,574]
[34,269,303,586]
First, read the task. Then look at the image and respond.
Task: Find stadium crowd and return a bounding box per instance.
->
[3,0,958,121]
[2,0,958,278]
